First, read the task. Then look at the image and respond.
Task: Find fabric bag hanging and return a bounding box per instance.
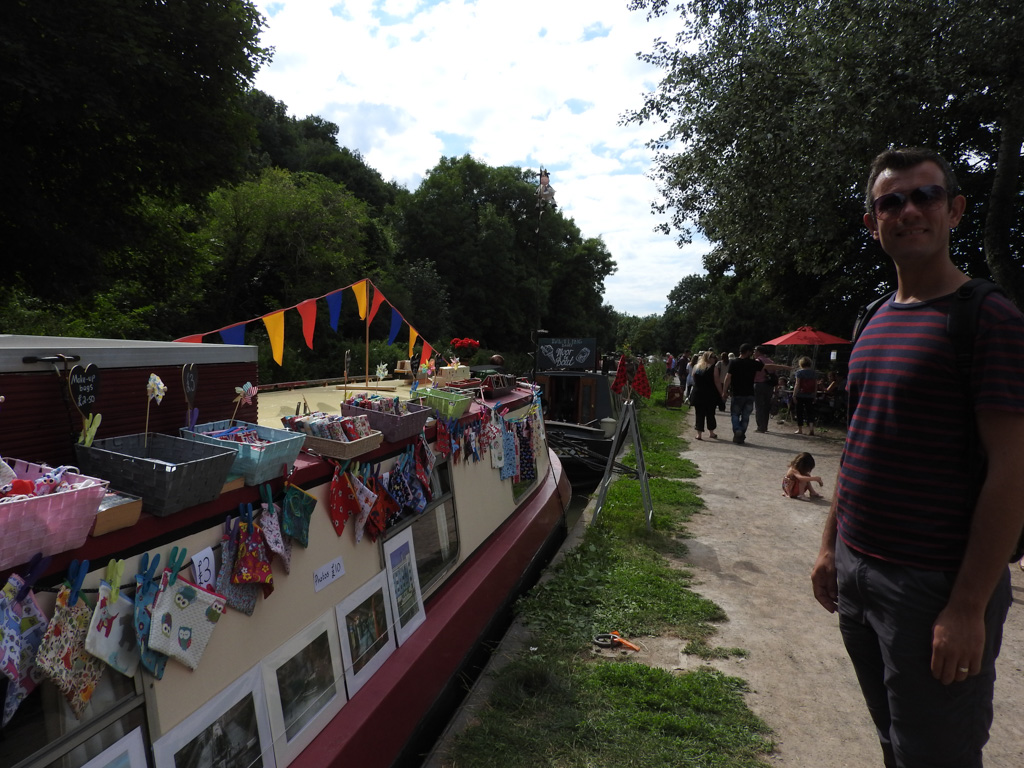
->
[85,575,141,678]
[1,573,49,727]
[348,470,378,545]
[134,553,169,679]
[327,465,359,536]
[215,519,260,617]
[260,500,291,574]
[147,569,227,671]
[364,473,400,542]
[36,585,103,718]
[281,482,317,547]
[231,505,274,593]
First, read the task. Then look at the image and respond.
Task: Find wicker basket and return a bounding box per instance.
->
[74,433,236,517]
[0,459,109,570]
[341,401,432,442]
[180,420,306,486]
[424,388,474,419]
[301,430,384,460]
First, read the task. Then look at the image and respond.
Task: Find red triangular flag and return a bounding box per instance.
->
[632,360,651,399]
[297,299,318,349]
[611,354,628,394]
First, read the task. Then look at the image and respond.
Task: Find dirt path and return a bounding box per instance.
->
[677,410,1024,766]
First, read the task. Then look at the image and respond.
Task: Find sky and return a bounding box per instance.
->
[251,0,709,317]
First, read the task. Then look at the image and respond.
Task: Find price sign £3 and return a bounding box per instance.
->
[68,364,101,417]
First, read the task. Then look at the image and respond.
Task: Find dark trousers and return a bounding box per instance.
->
[836,537,1010,768]
[794,396,816,427]
[753,381,773,431]
[694,404,717,433]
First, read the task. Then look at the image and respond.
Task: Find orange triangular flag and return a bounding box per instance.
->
[352,279,368,320]
[261,310,286,366]
[368,287,387,326]
[611,355,628,394]
[408,328,418,359]
[632,360,651,399]
[297,299,318,349]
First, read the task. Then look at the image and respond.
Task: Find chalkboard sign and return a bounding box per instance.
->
[537,338,596,371]
[181,363,198,408]
[68,364,101,416]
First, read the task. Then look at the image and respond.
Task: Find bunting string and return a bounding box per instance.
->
[172,278,445,371]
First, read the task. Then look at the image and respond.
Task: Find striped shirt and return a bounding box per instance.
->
[836,289,1024,571]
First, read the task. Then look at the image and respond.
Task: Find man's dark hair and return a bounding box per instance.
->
[739,342,753,354]
[864,147,960,214]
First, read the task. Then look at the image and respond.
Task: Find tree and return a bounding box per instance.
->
[0,0,271,300]
[626,0,1024,326]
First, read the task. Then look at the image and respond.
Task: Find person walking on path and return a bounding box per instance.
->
[810,147,1024,768]
[722,343,787,444]
[752,345,777,433]
[792,357,818,435]
[690,351,722,440]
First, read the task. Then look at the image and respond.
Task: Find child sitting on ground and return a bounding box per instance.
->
[783,452,824,499]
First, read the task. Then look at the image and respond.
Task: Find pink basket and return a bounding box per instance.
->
[0,459,109,571]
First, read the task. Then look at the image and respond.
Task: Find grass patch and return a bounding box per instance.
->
[447,378,775,767]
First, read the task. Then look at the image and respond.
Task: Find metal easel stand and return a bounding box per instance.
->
[591,399,654,530]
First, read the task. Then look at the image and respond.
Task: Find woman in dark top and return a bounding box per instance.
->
[690,351,723,440]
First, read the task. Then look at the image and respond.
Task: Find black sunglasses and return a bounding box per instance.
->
[872,184,948,220]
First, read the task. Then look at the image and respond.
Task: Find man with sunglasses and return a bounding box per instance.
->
[811,147,1024,767]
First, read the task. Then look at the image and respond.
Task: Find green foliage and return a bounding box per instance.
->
[626,0,1024,327]
[1,0,271,301]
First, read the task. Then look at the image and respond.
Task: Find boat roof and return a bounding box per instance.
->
[0,335,257,372]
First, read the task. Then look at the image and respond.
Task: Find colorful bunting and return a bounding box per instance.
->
[176,334,204,344]
[352,280,368,320]
[368,287,387,326]
[408,328,418,359]
[297,299,318,349]
[261,311,285,365]
[419,341,433,370]
[388,308,402,346]
[219,323,246,346]
[326,290,343,331]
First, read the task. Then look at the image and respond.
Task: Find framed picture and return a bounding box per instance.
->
[383,528,426,645]
[81,726,147,768]
[335,570,395,697]
[153,665,276,768]
[261,611,346,767]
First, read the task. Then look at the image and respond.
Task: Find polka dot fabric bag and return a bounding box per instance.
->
[147,569,227,671]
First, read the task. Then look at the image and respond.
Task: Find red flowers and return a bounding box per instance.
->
[450,338,480,353]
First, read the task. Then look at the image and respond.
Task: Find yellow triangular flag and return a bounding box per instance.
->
[408,328,418,359]
[261,310,286,366]
[352,279,368,320]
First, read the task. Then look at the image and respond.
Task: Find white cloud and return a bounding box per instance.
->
[252,0,709,316]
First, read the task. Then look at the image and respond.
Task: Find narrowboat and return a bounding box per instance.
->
[0,334,569,768]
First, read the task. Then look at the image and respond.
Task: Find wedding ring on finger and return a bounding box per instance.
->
[957,667,969,674]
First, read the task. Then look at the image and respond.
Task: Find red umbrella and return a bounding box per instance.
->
[762,326,850,346]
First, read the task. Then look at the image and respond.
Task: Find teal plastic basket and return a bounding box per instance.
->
[181,420,305,486]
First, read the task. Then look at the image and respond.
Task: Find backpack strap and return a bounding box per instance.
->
[852,291,894,343]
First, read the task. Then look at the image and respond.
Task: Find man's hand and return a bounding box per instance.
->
[931,605,985,685]
[811,548,838,613]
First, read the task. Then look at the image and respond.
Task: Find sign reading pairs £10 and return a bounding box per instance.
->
[537,338,596,371]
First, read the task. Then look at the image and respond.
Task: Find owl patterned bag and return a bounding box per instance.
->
[85,581,141,678]
[147,569,227,671]
[1,575,48,727]
[36,585,103,718]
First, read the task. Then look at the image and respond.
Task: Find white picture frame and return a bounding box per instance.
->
[261,611,346,767]
[383,527,426,646]
[153,665,276,768]
[335,570,395,697]
[81,726,148,768]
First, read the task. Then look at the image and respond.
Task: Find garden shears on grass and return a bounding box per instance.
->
[593,631,640,652]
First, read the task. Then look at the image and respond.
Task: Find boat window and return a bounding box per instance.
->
[385,457,459,595]
[1,665,147,768]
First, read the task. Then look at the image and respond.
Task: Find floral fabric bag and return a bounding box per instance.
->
[36,585,102,718]
[147,569,227,671]
[135,561,170,679]
[1,575,49,726]
[215,521,259,617]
